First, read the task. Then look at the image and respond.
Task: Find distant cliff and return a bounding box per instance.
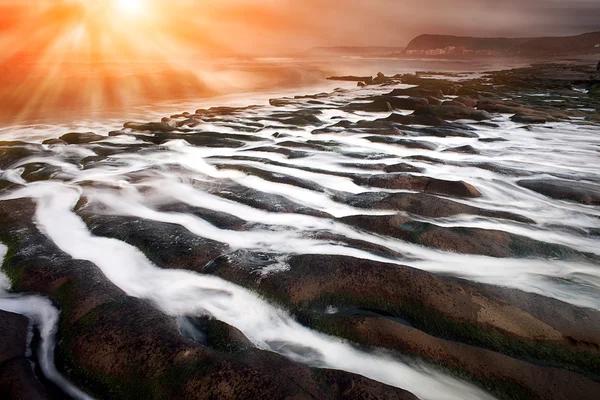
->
[405,32,600,57]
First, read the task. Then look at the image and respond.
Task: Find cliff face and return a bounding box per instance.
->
[405,32,600,57]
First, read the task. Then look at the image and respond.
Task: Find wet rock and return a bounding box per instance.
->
[267,110,324,126]
[479,137,508,143]
[20,162,63,182]
[511,114,547,124]
[213,163,325,192]
[0,310,51,399]
[0,199,416,400]
[364,136,437,150]
[340,214,594,260]
[384,163,425,173]
[179,316,253,353]
[518,179,600,205]
[0,358,51,400]
[58,132,106,145]
[41,139,67,146]
[269,98,294,107]
[413,105,492,121]
[327,75,373,84]
[443,145,480,154]
[388,87,444,99]
[77,209,229,272]
[477,99,521,114]
[408,125,479,138]
[384,112,446,127]
[0,310,29,365]
[134,132,246,148]
[343,100,393,113]
[337,192,534,223]
[277,140,330,152]
[356,174,481,198]
[0,142,45,170]
[124,121,177,133]
[207,253,600,379]
[453,96,478,108]
[242,146,310,159]
[199,180,332,218]
[320,315,600,400]
[369,96,429,110]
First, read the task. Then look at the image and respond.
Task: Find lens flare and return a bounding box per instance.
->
[0,0,235,123]
[115,0,144,14]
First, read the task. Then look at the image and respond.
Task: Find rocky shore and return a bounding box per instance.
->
[1,62,600,399]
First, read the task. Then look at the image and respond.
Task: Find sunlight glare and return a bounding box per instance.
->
[115,0,144,14]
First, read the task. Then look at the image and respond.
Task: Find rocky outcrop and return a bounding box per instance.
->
[0,199,417,400]
[204,252,600,398]
[339,214,596,260]
[518,179,600,205]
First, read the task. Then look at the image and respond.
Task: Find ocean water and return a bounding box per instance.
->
[1,58,599,399]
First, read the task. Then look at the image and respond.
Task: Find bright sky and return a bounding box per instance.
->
[0,0,599,57]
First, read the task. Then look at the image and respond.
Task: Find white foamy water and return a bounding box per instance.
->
[0,75,599,399]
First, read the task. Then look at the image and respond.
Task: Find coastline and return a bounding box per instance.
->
[1,61,600,400]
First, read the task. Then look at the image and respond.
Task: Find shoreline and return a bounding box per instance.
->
[1,62,600,400]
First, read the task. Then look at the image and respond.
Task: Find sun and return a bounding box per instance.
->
[115,0,144,14]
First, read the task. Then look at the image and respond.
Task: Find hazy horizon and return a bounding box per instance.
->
[1,0,600,59]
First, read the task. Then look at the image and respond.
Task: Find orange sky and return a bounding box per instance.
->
[1,0,599,60]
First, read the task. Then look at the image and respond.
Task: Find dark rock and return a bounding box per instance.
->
[357,174,481,198]
[77,209,229,272]
[0,142,45,170]
[124,121,176,133]
[413,105,492,121]
[478,137,508,143]
[58,132,106,145]
[340,214,594,260]
[327,76,373,84]
[242,146,310,159]
[0,358,51,400]
[213,163,325,192]
[0,199,416,400]
[370,96,429,110]
[384,163,425,173]
[443,145,480,154]
[518,179,600,205]
[384,112,447,127]
[453,96,478,108]
[41,139,67,146]
[511,114,547,124]
[343,100,393,113]
[337,192,534,223]
[0,310,51,399]
[388,87,444,99]
[206,252,600,381]
[0,310,29,364]
[364,136,437,150]
[477,99,521,114]
[321,315,600,400]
